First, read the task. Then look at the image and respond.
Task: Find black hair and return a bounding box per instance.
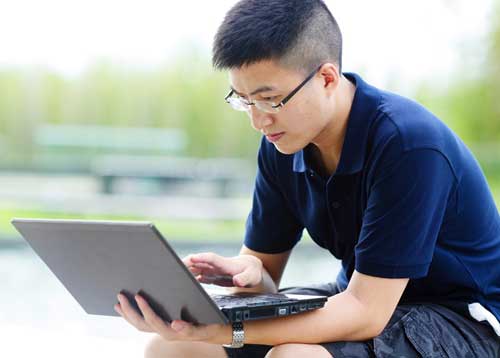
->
[212,0,342,73]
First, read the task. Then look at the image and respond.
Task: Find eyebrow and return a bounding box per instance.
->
[231,85,277,97]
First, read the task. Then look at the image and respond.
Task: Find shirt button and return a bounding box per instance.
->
[308,171,315,178]
[331,201,341,209]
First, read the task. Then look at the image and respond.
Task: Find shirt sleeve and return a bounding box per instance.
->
[244,139,303,253]
[356,148,456,279]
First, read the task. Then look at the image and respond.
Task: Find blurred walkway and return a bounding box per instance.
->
[0,172,251,220]
[0,323,152,358]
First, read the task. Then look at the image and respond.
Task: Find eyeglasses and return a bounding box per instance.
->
[224,64,322,114]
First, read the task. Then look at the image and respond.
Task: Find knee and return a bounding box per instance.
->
[265,344,300,358]
[265,343,331,358]
[144,336,227,358]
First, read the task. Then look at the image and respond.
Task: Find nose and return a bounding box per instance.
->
[248,106,274,132]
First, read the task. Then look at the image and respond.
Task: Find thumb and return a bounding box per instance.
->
[232,268,258,288]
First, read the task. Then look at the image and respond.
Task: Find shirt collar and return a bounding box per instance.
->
[293,72,381,175]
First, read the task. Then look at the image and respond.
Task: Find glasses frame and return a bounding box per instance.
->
[224,64,323,114]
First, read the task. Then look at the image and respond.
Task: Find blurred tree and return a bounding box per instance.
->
[415,0,500,143]
[0,50,260,169]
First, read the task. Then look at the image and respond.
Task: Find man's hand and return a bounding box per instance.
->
[183,252,264,288]
[114,293,232,345]
[113,252,262,343]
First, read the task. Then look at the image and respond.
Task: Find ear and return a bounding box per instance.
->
[319,63,340,92]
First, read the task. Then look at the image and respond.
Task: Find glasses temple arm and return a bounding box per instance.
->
[224,90,234,102]
[274,64,323,108]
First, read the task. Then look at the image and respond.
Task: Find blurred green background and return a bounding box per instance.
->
[3,2,498,357]
[0,1,499,242]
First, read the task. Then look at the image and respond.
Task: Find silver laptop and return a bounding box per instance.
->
[11,218,327,325]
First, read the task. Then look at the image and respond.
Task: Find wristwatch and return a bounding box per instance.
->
[222,321,245,348]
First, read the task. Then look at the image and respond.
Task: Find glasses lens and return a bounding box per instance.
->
[227,98,249,112]
[255,101,280,114]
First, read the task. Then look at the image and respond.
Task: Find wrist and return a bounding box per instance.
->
[210,323,233,345]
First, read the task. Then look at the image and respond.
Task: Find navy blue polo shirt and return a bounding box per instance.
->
[244,73,500,321]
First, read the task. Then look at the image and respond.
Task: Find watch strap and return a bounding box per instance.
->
[222,321,245,349]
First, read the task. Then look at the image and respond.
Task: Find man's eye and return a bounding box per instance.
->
[237,95,250,101]
[261,96,278,101]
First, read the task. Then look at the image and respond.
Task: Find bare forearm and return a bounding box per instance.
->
[243,291,382,345]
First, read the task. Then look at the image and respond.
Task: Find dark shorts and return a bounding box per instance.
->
[224,282,500,358]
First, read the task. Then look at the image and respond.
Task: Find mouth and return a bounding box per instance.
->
[265,132,285,143]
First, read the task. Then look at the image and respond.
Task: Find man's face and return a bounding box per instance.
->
[228,60,333,155]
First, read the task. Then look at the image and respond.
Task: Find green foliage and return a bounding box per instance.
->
[415,2,500,144]
[1,5,500,172]
[0,52,260,168]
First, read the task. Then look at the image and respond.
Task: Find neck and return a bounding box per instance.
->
[311,75,356,175]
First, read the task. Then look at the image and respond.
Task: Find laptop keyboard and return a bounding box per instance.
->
[211,293,299,308]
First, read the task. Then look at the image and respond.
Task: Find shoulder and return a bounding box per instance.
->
[373,90,455,153]
[365,92,459,181]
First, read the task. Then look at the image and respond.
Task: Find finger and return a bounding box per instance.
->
[135,295,198,340]
[188,263,217,277]
[189,267,202,276]
[191,263,215,275]
[190,253,231,272]
[182,254,196,267]
[192,262,215,270]
[135,294,171,334]
[183,254,213,268]
[115,301,140,329]
[193,264,219,276]
[114,303,124,316]
[117,294,152,332]
[183,256,215,276]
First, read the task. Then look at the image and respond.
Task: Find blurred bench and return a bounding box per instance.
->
[34,124,186,153]
[91,155,252,197]
[32,124,187,173]
[33,124,252,196]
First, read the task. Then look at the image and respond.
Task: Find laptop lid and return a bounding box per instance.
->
[11,218,229,325]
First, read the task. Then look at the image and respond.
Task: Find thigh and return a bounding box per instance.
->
[382,304,500,358]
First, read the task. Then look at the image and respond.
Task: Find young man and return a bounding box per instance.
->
[115,1,500,356]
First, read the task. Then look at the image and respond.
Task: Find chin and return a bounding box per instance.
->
[273,142,304,155]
